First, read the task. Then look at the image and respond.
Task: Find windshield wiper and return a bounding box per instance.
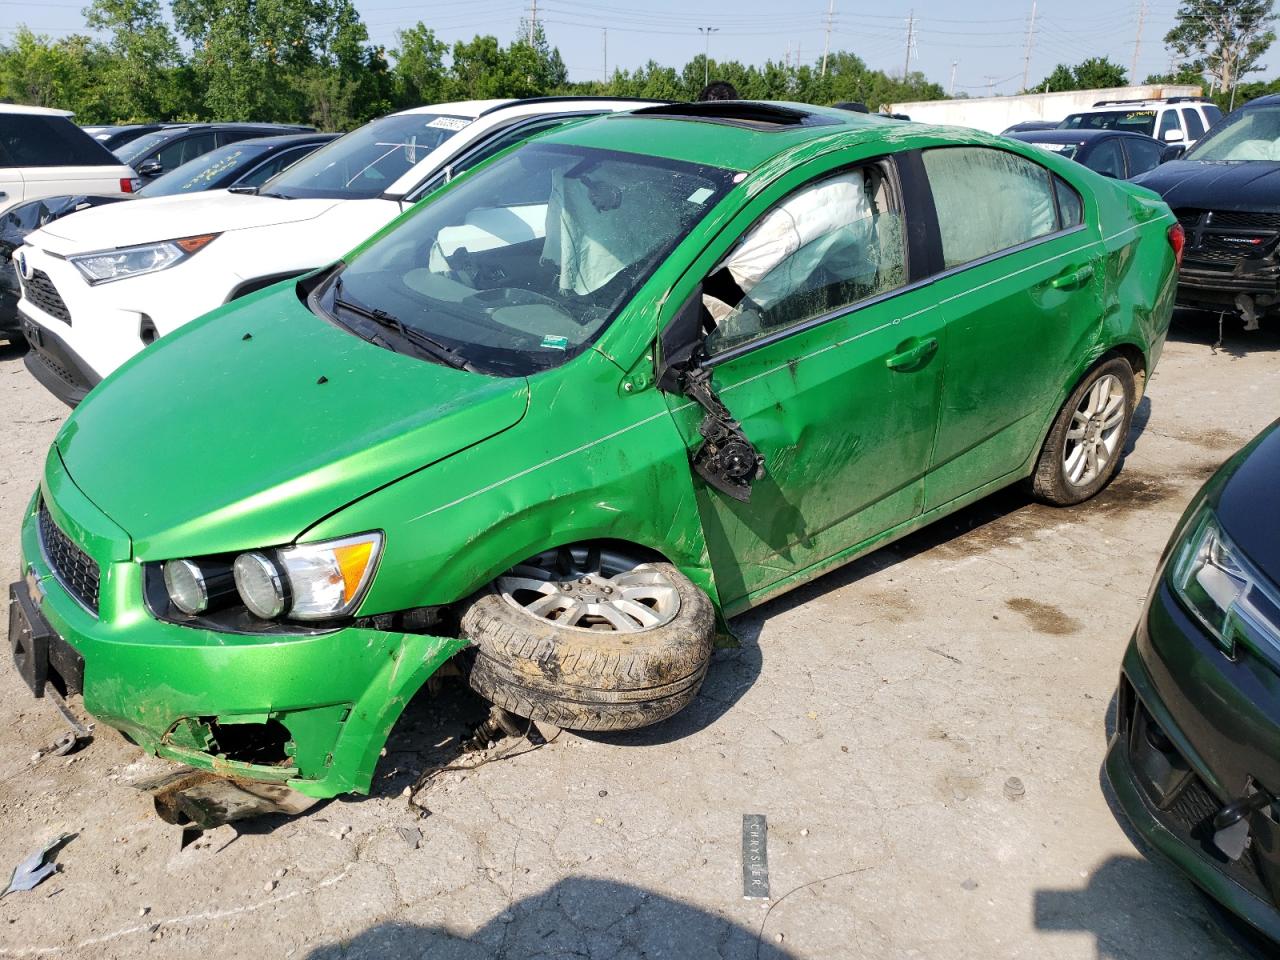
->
[331,279,475,372]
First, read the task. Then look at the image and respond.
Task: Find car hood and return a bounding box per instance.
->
[30,191,344,254]
[55,286,529,559]
[1216,419,1280,575]
[1133,160,1280,212]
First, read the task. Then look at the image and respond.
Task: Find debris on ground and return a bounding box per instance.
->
[396,823,422,849]
[2,834,75,897]
[138,767,318,830]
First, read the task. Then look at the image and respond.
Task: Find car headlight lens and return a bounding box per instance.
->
[162,557,236,616]
[233,551,288,620]
[69,234,218,285]
[1171,510,1280,660]
[229,533,382,622]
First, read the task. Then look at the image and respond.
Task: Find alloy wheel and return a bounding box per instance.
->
[1063,373,1126,487]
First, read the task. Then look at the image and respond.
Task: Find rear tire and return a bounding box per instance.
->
[1032,357,1136,506]
[460,546,715,732]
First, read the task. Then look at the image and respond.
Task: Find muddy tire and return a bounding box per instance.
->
[1031,357,1136,506]
[459,546,715,732]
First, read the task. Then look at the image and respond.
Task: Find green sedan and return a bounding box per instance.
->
[8,101,1181,805]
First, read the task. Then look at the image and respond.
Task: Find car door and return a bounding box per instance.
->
[658,153,946,610]
[918,145,1104,512]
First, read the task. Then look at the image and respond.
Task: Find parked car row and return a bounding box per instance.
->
[0,93,1277,946]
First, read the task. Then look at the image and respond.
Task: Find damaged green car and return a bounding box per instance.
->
[9,101,1180,803]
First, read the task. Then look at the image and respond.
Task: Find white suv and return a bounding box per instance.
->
[15,97,657,404]
[1060,97,1223,152]
[0,104,138,218]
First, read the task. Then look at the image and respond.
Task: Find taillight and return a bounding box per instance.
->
[1168,222,1185,269]
[119,177,141,194]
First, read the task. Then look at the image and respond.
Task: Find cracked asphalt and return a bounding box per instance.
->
[0,315,1277,959]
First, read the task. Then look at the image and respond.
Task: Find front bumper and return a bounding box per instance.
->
[1176,261,1280,311]
[22,317,100,407]
[1106,578,1280,943]
[15,468,468,799]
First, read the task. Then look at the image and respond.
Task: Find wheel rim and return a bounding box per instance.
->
[1063,373,1126,487]
[496,546,681,633]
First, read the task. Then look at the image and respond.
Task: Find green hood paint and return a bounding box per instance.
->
[55,288,529,558]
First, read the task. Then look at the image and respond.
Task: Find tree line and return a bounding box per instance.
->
[0,0,1273,130]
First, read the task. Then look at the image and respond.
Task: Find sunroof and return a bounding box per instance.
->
[629,101,841,131]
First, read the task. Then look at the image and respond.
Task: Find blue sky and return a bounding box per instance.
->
[3,0,1272,93]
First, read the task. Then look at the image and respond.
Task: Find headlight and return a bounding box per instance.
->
[162,558,235,616]
[233,551,288,619]
[1171,509,1280,661]
[272,533,383,620]
[69,234,218,285]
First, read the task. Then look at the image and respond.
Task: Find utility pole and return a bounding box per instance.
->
[529,0,537,44]
[1131,0,1147,79]
[698,26,719,87]
[821,0,835,77]
[785,40,791,69]
[903,10,915,81]
[602,27,607,80]
[949,59,958,96]
[984,74,997,96]
[1021,1,1037,91]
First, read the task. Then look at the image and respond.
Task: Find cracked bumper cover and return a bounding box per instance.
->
[18,490,468,799]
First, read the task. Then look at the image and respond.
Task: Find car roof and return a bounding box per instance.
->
[1011,129,1157,145]
[389,96,667,121]
[238,132,340,147]
[1242,94,1280,108]
[539,100,910,172]
[0,103,74,118]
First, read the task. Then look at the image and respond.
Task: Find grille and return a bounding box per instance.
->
[1166,777,1219,832]
[38,501,100,614]
[28,347,80,389]
[1175,208,1280,273]
[21,269,71,324]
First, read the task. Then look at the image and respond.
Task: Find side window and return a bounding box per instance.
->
[216,129,259,147]
[704,164,907,354]
[1124,137,1164,176]
[1158,109,1184,140]
[1203,104,1223,127]
[1054,176,1083,228]
[238,147,309,188]
[1182,108,1206,140]
[407,116,589,202]
[1086,138,1125,178]
[922,146,1060,269]
[0,115,118,168]
[154,133,215,171]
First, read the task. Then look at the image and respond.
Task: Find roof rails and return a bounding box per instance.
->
[1092,96,1211,107]
[629,101,841,130]
[476,95,671,118]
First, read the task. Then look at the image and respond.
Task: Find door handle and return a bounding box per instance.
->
[1049,263,1095,289]
[0,191,7,200]
[885,336,939,371]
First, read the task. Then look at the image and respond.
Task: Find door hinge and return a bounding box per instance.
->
[684,366,765,503]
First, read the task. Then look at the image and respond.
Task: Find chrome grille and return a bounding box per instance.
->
[1176,208,1280,273]
[38,501,100,614]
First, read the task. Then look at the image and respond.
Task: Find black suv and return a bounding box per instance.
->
[114,122,315,182]
[1134,95,1280,330]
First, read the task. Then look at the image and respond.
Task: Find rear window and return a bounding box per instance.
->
[0,114,120,168]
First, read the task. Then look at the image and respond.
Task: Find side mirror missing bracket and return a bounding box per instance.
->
[656,287,765,503]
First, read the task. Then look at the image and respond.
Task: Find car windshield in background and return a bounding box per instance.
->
[1185,105,1280,161]
[262,113,470,200]
[1061,110,1157,137]
[138,142,269,197]
[324,143,735,376]
[114,130,174,165]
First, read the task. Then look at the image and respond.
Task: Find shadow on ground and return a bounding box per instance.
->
[1168,309,1280,358]
[1034,854,1259,959]
[304,877,795,960]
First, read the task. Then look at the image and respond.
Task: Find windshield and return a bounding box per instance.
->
[1186,105,1280,161]
[262,113,470,200]
[1061,110,1156,137]
[138,142,269,196]
[322,143,735,376]
[114,130,173,165]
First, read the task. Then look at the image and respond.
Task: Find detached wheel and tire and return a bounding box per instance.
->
[1032,357,1136,506]
[460,546,715,732]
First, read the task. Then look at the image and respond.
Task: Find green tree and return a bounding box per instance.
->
[1165,0,1277,101]
[0,29,107,119]
[84,0,181,120]
[1035,56,1128,92]
[392,24,448,108]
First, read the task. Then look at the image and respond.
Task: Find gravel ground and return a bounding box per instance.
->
[0,316,1277,959]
